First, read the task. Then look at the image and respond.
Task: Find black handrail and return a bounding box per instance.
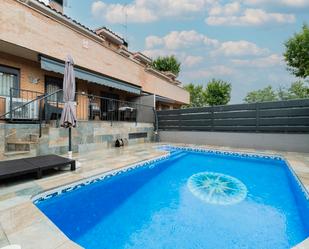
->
[0,89,63,137]
[0,89,63,119]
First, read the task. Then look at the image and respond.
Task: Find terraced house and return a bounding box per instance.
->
[0,0,189,158]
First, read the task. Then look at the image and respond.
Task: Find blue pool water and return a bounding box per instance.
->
[35,148,309,249]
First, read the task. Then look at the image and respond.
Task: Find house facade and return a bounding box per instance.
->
[0,0,189,158]
[0,0,189,115]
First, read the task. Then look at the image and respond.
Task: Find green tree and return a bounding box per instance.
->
[205,79,232,106]
[151,55,181,76]
[183,83,207,108]
[286,80,309,99]
[244,81,309,103]
[244,86,278,103]
[277,85,289,100]
[284,24,309,78]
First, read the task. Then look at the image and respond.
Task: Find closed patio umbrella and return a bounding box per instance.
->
[60,55,77,158]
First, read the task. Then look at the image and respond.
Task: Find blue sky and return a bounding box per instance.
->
[64,0,309,103]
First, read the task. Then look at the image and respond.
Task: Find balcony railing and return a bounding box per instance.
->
[0,88,155,126]
[75,92,155,124]
[0,88,44,121]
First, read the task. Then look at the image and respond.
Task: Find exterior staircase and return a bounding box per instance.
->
[4,133,39,159]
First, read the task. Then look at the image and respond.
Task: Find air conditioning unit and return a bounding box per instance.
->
[5,98,39,120]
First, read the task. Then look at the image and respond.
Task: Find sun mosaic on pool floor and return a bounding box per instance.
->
[187,172,248,205]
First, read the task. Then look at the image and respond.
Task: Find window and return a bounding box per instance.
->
[45,76,63,102]
[0,65,19,97]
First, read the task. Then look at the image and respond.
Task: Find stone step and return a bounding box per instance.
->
[3,150,31,156]
[2,150,37,160]
[6,142,31,152]
[6,140,37,145]
[6,133,39,143]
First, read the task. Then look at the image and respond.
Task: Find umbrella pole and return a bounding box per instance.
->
[68,127,72,159]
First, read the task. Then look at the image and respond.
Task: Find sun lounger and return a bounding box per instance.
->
[0,155,76,180]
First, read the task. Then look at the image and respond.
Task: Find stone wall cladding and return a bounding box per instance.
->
[0,121,154,157]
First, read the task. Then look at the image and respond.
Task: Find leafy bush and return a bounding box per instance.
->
[151,55,181,76]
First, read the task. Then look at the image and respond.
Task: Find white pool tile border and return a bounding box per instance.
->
[157,144,284,161]
[285,160,309,201]
[32,153,170,204]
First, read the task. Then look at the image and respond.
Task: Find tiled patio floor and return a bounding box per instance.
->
[0,142,308,249]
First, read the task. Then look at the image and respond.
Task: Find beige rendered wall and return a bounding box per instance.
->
[0,0,189,104]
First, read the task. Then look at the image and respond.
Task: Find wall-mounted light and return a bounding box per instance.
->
[29,75,40,84]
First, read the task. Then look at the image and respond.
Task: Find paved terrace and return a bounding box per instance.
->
[0,143,309,249]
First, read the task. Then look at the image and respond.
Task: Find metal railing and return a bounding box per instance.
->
[0,88,44,121]
[0,88,156,127]
[75,92,155,125]
[0,89,63,137]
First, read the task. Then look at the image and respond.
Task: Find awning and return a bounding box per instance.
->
[40,56,141,94]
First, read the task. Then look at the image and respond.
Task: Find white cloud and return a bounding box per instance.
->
[231,54,284,67]
[212,40,269,57]
[91,1,157,23]
[145,30,219,50]
[243,0,309,8]
[183,55,204,67]
[206,8,295,26]
[184,65,235,79]
[157,0,210,15]
[145,31,269,59]
[145,36,164,49]
[143,49,172,58]
[209,2,241,16]
[91,0,211,24]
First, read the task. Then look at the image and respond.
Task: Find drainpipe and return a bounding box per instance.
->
[152,94,159,142]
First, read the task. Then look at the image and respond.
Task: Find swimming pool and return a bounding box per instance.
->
[34,146,309,249]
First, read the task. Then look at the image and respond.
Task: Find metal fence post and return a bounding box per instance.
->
[211,106,215,131]
[110,100,113,127]
[256,102,260,132]
[39,98,42,138]
[9,88,13,121]
[135,104,138,126]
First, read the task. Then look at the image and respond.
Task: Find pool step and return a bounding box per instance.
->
[169,150,186,161]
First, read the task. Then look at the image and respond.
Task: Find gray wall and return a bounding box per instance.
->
[132,95,155,123]
[159,131,309,153]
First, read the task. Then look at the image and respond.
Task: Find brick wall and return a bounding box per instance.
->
[0,52,45,93]
[0,52,141,120]
[0,0,189,104]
